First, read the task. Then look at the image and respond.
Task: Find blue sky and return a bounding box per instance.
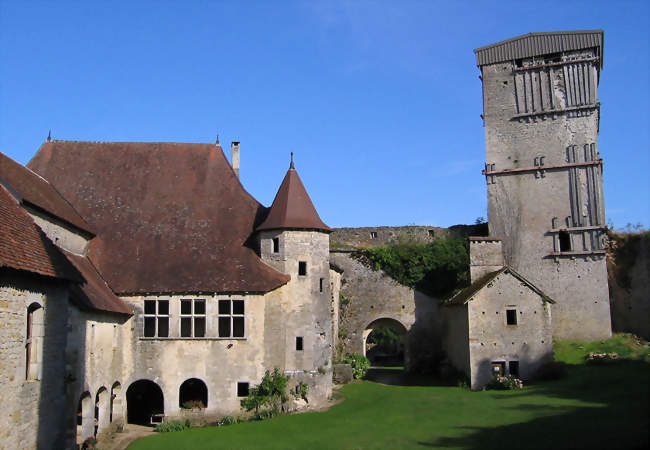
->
[1,1,648,229]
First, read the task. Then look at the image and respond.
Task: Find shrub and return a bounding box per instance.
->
[537,361,569,380]
[240,368,289,413]
[219,416,236,426]
[487,375,523,390]
[294,381,309,402]
[251,408,280,421]
[344,353,371,379]
[181,399,205,409]
[82,437,97,449]
[155,420,188,433]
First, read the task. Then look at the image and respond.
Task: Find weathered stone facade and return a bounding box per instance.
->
[477,32,612,340]
[331,226,444,249]
[331,250,441,369]
[0,272,69,450]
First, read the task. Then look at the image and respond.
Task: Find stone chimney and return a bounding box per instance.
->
[469,237,504,282]
[231,141,240,179]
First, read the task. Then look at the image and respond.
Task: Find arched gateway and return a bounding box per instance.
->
[126,380,164,425]
[362,318,408,367]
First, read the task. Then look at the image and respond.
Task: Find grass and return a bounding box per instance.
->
[128,334,649,450]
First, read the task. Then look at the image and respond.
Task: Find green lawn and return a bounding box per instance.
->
[129,335,649,450]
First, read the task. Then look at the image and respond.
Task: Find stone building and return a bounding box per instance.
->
[0,141,334,449]
[443,238,553,389]
[475,30,612,340]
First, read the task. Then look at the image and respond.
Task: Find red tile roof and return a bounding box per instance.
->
[0,151,93,234]
[257,168,331,232]
[28,141,290,294]
[63,251,133,315]
[0,184,80,281]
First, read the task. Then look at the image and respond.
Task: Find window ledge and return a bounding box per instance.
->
[139,337,247,341]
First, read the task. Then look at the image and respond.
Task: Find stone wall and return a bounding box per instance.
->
[331,250,442,370]
[608,231,650,340]
[27,206,90,255]
[481,49,612,341]
[331,226,444,249]
[0,271,69,450]
[465,271,553,389]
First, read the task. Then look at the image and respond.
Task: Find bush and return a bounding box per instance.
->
[181,399,205,409]
[537,361,569,380]
[155,420,188,433]
[344,353,371,379]
[240,368,289,413]
[81,437,97,449]
[219,415,236,426]
[251,408,280,421]
[487,375,523,390]
[294,381,309,402]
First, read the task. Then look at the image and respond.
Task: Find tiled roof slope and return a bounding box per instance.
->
[63,251,133,315]
[445,267,555,306]
[0,184,80,281]
[28,141,290,294]
[257,167,331,232]
[0,151,93,233]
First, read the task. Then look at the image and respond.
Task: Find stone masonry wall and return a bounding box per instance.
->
[481,49,612,341]
[467,272,553,389]
[331,250,441,369]
[0,271,69,450]
[331,226,444,249]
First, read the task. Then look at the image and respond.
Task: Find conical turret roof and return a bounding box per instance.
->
[257,162,331,233]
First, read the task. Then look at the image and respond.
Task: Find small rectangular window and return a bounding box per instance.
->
[506,309,518,325]
[370,231,377,239]
[559,231,571,252]
[319,278,324,292]
[237,382,250,397]
[509,361,520,378]
[272,237,279,253]
[296,336,304,351]
[218,299,245,338]
[143,300,169,337]
[491,361,506,375]
[298,261,307,276]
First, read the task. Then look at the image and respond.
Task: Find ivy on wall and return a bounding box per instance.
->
[354,236,470,297]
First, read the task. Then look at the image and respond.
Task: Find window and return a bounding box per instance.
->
[427,229,435,237]
[491,361,506,376]
[559,231,571,252]
[143,300,169,337]
[237,382,249,397]
[272,237,279,253]
[319,278,324,292]
[370,231,378,239]
[298,261,307,276]
[180,299,206,337]
[218,299,245,338]
[25,303,43,380]
[509,361,520,378]
[296,336,304,351]
[506,309,518,325]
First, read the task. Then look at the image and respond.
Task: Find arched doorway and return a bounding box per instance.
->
[126,380,164,425]
[363,318,408,368]
[95,387,109,434]
[179,378,208,409]
[111,382,123,425]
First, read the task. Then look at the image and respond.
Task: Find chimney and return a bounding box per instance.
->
[231,141,240,179]
[469,237,504,282]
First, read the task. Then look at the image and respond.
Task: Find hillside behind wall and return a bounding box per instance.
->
[608,231,650,340]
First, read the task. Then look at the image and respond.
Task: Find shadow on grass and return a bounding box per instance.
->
[418,361,649,449]
[364,367,457,387]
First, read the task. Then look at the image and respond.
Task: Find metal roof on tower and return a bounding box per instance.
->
[474,30,604,68]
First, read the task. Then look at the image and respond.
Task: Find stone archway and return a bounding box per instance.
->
[95,387,110,435]
[362,318,408,368]
[126,380,164,425]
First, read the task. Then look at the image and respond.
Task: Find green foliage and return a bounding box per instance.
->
[181,400,204,409]
[251,408,280,421]
[344,353,371,379]
[356,236,469,296]
[487,375,523,390]
[339,293,350,306]
[219,416,236,426]
[554,333,650,364]
[366,325,401,347]
[293,382,309,402]
[240,368,289,413]
[155,420,189,433]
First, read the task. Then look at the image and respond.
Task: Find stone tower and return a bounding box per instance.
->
[475,30,612,340]
[257,155,333,399]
